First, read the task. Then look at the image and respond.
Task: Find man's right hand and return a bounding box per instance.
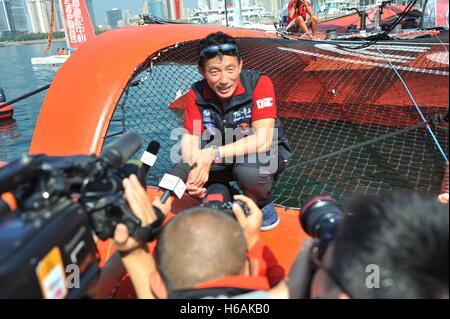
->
[186,180,207,199]
[186,168,207,199]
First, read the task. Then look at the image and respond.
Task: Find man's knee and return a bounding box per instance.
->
[233,166,273,199]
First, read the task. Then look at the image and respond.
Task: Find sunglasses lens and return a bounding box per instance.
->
[203,46,220,56]
[219,44,237,53]
[201,44,238,58]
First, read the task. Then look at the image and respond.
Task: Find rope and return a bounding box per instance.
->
[0,84,50,109]
[45,0,55,53]
[286,122,426,170]
[375,46,448,162]
[435,35,449,53]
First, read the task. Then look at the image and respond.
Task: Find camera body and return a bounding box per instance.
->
[201,183,249,219]
[0,198,99,298]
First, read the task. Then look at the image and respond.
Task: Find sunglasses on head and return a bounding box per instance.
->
[199,43,239,58]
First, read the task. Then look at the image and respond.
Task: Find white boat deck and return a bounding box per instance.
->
[31,55,69,66]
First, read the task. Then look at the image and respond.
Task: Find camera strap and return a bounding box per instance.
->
[133,205,166,242]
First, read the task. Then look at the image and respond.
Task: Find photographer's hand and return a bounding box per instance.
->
[124,174,157,225]
[152,193,173,216]
[113,174,173,299]
[285,237,316,299]
[115,174,173,252]
[232,195,262,250]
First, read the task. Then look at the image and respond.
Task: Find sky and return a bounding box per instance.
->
[92,0,145,26]
[92,0,198,25]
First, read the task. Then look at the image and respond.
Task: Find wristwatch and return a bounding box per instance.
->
[212,145,221,163]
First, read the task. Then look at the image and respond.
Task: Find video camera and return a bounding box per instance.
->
[0,132,160,298]
[201,183,249,219]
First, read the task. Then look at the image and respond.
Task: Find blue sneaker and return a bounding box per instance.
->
[260,202,280,231]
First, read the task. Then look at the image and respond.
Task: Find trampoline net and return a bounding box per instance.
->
[105,34,449,209]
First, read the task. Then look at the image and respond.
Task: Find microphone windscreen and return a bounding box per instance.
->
[147,140,160,155]
[101,132,142,169]
[170,162,191,182]
[141,140,160,168]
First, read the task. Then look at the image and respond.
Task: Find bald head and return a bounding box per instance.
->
[155,208,247,291]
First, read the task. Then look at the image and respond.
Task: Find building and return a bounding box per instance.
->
[148,0,163,18]
[9,0,31,32]
[106,8,122,28]
[258,0,281,14]
[0,0,15,32]
[163,0,181,19]
[118,9,131,26]
[26,0,65,33]
[184,0,197,9]
[141,1,149,15]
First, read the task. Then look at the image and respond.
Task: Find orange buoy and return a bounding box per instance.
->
[0,104,13,120]
[0,88,13,120]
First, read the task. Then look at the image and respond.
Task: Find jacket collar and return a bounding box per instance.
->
[194,71,257,112]
[167,275,269,299]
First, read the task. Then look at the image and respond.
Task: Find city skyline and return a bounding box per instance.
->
[1,0,414,34]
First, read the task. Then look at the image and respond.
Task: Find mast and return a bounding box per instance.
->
[44,0,55,53]
[224,0,229,26]
[419,0,429,28]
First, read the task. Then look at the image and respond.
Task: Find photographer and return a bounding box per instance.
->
[236,191,449,299]
[114,175,284,298]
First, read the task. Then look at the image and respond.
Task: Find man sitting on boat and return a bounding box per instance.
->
[286,0,318,39]
[114,174,283,298]
[181,32,292,231]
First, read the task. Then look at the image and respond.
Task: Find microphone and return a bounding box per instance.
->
[159,162,191,203]
[100,131,142,169]
[139,140,160,177]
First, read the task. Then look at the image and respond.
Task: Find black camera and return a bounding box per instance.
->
[201,183,249,218]
[300,196,344,247]
[0,131,159,298]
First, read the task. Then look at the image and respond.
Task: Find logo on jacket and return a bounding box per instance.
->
[239,122,251,134]
[233,107,252,122]
[256,97,273,109]
[202,109,216,133]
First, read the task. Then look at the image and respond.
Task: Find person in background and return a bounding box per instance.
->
[286,0,318,39]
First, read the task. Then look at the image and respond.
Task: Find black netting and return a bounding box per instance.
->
[105,34,449,209]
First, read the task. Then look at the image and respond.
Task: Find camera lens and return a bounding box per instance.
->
[300,196,343,245]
